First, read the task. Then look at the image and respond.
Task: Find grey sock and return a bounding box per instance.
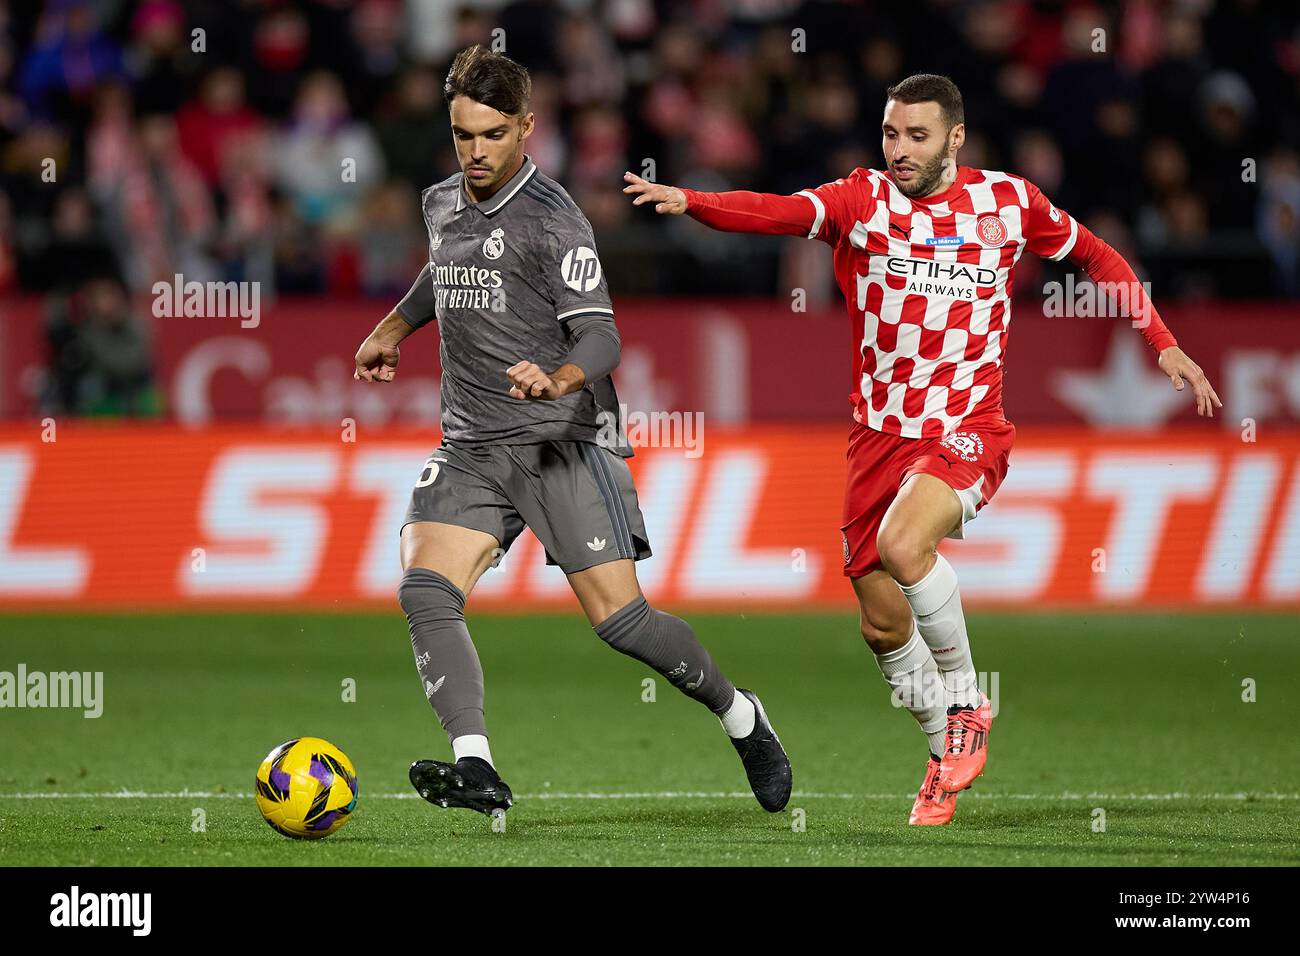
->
[594,596,736,714]
[397,567,487,741]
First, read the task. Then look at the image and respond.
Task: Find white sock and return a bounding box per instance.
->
[898,554,980,709]
[926,728,948,758]
[875,623,948,755]
[719,689,756,738]
[451,733,494,767]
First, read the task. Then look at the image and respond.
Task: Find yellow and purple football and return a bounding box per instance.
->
[254,736,358,839]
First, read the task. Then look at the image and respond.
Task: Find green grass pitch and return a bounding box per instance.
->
[0,610,1296,866]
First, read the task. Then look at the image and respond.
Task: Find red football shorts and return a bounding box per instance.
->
[841,414,1016,578]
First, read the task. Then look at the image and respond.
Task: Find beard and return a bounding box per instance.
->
[892,152,954,197]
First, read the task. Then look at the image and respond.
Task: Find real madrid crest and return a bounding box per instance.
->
[483,227,506,260]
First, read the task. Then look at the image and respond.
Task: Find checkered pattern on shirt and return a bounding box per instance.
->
[798,166,1076,438]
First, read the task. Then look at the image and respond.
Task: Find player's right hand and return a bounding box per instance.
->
[623,172,687,215]
[354,337,400,383]
[1158,345,1222,418]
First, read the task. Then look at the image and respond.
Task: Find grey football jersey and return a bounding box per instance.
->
[399,155,628,455]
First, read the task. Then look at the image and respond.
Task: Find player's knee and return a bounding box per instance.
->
[876,525,931,587]
[592,594,653,652]
[859,611,910,654]
[397,567,466,625]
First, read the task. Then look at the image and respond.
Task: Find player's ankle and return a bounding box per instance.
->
[452,733,494,768]
[718,689,756,738]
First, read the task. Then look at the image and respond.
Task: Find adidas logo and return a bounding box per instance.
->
[425,675,446,696]
[586,537,606,551]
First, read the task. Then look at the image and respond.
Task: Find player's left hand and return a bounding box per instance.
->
[1158,346,1222,418]
[507,361,563,401]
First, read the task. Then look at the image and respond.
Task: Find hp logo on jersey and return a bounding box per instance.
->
[561,246,602,292]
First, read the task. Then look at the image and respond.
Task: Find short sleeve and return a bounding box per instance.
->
[543,210,614,323]
[1022,181,1079,261]
[795,169,872,246]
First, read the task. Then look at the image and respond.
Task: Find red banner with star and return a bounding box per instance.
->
[3,297,1296,430]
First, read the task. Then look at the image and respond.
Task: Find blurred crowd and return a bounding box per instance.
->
[0,0,1298,415]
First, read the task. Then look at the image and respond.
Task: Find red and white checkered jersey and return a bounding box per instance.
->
[798,165,1077,438]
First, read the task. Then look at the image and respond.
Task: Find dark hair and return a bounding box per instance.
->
[443,45,531,116]
[885,74,964,129]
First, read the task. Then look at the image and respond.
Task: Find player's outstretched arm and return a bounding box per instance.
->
[1027,184,1223,418]
[1065,224,1223,418]
[623,171,818,237]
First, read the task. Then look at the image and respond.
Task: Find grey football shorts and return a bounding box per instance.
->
[401,440,652,574]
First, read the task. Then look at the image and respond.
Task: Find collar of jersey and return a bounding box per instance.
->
[896,164,977,206]
[455,154,538,215]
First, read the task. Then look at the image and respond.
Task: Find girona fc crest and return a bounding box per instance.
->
[976,214,1007,247]
[940,431,985,463]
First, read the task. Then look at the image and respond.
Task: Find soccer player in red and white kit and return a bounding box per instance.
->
[624,74,1222,824]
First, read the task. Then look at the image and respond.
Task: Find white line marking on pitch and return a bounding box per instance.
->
[1,790,1298,801]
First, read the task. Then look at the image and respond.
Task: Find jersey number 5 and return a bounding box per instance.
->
[414,456,444,488]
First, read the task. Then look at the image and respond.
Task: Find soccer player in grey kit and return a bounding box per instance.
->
[353,45,791,819]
